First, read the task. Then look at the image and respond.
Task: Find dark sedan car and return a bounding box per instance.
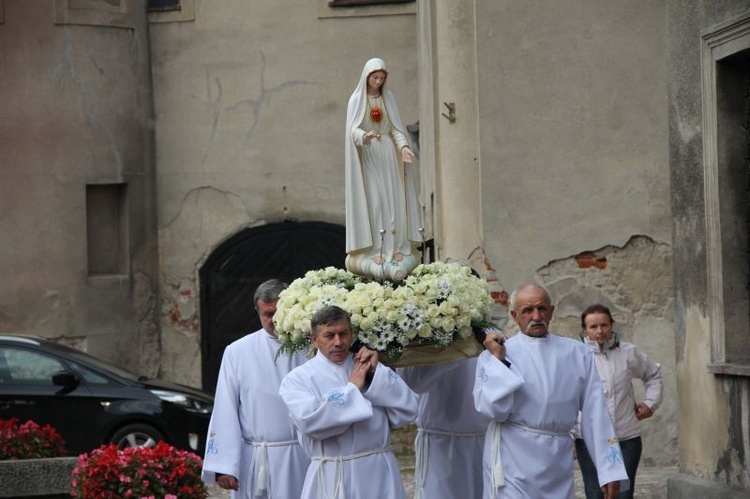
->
[0,334,213,456]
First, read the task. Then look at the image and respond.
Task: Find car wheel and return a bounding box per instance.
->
[110,424,165,450]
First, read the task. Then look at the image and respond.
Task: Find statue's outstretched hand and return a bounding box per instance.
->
[401,146,415,164]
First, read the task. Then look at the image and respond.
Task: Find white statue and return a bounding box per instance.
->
[344,57,422,281]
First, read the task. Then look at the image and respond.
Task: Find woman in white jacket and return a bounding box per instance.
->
[575,304,663,499]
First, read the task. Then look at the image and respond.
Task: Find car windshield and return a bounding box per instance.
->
[49,343,141,381]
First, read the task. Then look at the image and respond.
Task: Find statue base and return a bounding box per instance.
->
[345,251,420,281]
[378,335,484,368]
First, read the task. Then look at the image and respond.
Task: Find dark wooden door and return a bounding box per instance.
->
[199,221,346,392]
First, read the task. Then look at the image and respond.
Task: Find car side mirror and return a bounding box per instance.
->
[52,371,79,392]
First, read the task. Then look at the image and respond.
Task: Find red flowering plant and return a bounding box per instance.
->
[0,418,66,460]
[71,441,207,499]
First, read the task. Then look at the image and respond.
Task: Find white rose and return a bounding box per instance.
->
[442,317,456,332]
[417,325,432,338]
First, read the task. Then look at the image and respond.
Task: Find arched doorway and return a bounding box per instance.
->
[199,221,346,392]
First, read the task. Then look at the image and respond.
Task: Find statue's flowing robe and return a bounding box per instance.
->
[345,57,421,259]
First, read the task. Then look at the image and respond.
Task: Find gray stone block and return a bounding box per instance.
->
[0,457,77,498]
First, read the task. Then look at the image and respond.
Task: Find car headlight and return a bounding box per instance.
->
[150,390,213,414]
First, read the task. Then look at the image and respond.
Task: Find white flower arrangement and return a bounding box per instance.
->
[275,262,494,364]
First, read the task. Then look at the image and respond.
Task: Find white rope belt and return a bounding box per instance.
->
[503,420,570,437]
[414,428,486,499]
[311,447,391,499]
[489,421,570,493]
[243,438,298,498]
[419,427,487,437]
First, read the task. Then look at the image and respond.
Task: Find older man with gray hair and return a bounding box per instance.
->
[474,283,629,499]
[202,278,310,499]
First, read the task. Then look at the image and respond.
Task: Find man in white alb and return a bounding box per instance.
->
[399,356,490,499]
[474,284,629,499]
[201,279,310,499]
[280,305,418,499]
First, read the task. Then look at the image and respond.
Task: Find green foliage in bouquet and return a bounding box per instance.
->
[274,262,493,363]
[0,418,66,460]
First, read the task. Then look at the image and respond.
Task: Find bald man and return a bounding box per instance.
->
[473,284,628,499]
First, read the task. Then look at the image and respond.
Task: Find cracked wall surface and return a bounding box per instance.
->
[535,235,677,467]
[476,1,671,291]
[159,187,252,386]
[466,236,677,468]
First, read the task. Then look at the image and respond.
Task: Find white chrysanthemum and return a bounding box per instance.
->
[372,337,389,350]
[274,262,493,360]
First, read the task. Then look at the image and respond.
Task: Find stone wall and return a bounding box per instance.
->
[537,235,677,466]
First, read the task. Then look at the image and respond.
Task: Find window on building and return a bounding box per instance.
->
[147,0,180,12]
[53,0,136,29]
[328,0,413,6]
[318,0,414,19]
[86,184,128,276]
[147,0,193,23]
[702,13,750,375]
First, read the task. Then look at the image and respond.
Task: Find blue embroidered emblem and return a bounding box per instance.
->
[206,438,218,454]
[607,445,623,464]
[326,389,345,406]
[480,373,489,382]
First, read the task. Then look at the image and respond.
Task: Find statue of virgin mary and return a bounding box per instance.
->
[344,57,422,281]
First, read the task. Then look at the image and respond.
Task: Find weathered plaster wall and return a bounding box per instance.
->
[149,1,417,384]
[0,1,159,375]
[159,187,252,387]
[464,0,679,470]
[533,236,677,466]
[676,308,730,477]
[668,1,750,495]
[474,1,671,290]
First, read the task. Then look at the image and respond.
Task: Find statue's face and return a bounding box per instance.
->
[367,71,386,93]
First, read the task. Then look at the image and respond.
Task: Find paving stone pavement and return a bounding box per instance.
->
[206,461,678,498]
[574,465,678,499]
